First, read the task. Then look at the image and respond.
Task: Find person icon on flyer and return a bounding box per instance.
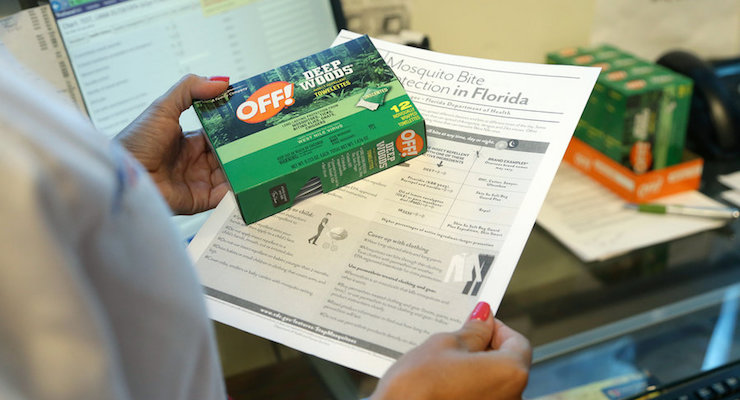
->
[308,212,331,245]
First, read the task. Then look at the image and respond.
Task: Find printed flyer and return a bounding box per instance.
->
[188,30,600,377]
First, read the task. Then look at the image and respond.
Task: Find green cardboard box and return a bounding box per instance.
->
[547,44,624,66]
[194,35,426,224]
[547,44,693,173]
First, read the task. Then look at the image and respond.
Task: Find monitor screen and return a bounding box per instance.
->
[51,0,343,137]
[49,0,344,239]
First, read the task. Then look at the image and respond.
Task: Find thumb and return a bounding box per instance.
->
[454,301,495,352]
[156,74,230,116]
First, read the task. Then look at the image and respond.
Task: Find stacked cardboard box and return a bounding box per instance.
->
[548,44,693,173]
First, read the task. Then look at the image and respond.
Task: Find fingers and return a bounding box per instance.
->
[492,318,532,368]
[371,305,531,400]
[454,301,495,352]
[157,74,230,116]
[453,303,532,367]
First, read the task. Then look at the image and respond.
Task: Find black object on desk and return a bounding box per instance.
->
[657,50,740,160]
[626,359,740,400]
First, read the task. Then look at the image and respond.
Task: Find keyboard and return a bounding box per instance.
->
[627,360,740,400]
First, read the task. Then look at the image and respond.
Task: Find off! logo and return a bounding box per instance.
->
[607,71,627,81]
[236,81,295,123]
[626,79,646,90]
[395,129,423,157]
[630,141,652,173]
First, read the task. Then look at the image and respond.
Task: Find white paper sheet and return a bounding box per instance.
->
[591,0,740,60]
[721,190,740,208]
[719,170,740,207]
[188,31,599,377]
[719,170,740,191]
[537,164,727,262]
[0,5,84,111]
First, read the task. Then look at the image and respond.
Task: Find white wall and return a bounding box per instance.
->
[408,0,597,63]
[407,0,740,63]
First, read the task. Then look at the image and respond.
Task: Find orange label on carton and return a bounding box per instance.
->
[236,81,295,123]
[564,137,702,202]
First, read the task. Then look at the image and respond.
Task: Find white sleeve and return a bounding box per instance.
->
[0,131,130,399]
[0,54,225,400]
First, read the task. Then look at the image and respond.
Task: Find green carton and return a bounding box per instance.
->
[194,35,426,224]
[547,44,693,173]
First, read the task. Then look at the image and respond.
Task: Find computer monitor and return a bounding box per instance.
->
[48,0,345,238]
[50,0,345,137]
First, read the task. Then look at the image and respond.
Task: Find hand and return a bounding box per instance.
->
[371,302,532,400]
[115,74,230,215]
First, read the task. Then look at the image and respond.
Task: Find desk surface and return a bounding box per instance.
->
[506,158,740,398]
[217,158,740,399]
[504,158,740,339]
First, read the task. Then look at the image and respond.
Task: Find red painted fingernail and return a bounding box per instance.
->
[469,301,490,321]
[209,76,230,82]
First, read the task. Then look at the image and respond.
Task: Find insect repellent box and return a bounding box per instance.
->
[193,35,426,224]
[548,44,693,174]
